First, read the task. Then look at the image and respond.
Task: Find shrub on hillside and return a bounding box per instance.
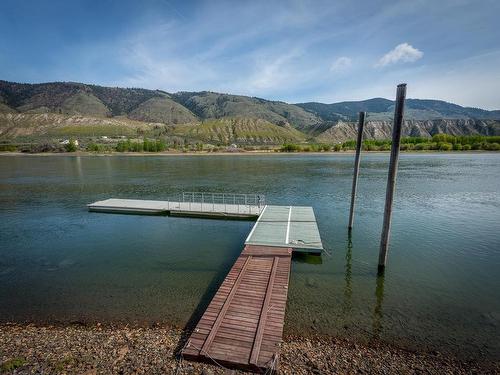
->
[485,142,500,151]
[414,143,429,151]
[281,143,301,152]
[438,142,453,151]
[0,144,17,152]
[64,140,78,152]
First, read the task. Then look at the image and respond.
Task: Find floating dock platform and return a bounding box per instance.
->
[88,199,323,254]
[88,194,323,372]
[88,198,262,219]
[245,205,322,253]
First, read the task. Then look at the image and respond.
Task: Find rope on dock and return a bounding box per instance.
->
[185,341,229,370]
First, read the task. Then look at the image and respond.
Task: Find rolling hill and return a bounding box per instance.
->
[296,98,500,122]
[1,80,499,144]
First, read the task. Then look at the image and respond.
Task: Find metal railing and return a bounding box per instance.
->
[177,192,266,214]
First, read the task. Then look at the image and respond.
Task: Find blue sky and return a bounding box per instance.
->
[1,0,499,109]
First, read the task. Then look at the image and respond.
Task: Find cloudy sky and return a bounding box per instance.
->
[1,0,499,109]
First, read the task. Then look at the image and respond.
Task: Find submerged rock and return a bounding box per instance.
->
[305,277,318,288]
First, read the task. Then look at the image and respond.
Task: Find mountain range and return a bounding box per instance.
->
[1,80,499,144]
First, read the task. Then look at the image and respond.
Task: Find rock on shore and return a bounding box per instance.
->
[0,323,498,374]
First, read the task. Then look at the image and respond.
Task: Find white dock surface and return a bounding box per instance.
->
[245,205,323,253]
[88,199,323,253]
[88,198,263,217]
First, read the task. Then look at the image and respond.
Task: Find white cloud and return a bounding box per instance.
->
[376,43,423,67]
[247,49,301,90]
[330,56,352,72]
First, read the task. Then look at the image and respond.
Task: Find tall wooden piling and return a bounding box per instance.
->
[348,112,366,230]
[378,84,407,270]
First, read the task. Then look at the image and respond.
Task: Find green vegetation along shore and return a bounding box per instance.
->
[1,134,498,154]
[280,135,500,152]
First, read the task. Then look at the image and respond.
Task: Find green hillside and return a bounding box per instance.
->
[169,117,306,144]
[128,96,198,124]
[0,80,499,146]
[297,98,500,121]
[171,91,321,130]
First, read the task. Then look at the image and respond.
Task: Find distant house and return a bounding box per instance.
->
[60,139,79,146]
[227,144,240,152]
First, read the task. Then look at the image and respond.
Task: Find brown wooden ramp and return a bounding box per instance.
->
[182,245,292,372]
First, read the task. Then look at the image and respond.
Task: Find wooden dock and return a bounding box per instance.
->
[88,195,323,372]
[182,245,292,372]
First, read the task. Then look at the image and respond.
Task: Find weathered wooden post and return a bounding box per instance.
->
[348,111,366,230]
[378,83,407,271]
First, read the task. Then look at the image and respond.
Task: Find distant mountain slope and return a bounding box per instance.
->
[170,117,306,144]
[0,80,176,122]
[0,113,159,138]
[297,98,393,121]
[316,119,500,142]
[0,80,499,143]
[0,102,16,113]
[297,98,500,122]
[171,91,321,130]
[0,113,306,144]
[58,92,110,116]
[128,96,198,124]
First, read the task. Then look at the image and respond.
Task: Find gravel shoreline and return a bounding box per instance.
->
[0,323,498,374]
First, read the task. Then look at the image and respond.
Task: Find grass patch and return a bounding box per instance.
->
[171,118,305,144]
[52,356,77,372]
[1,358,26,373]
[0,144,17,152]
[115,138,167,152]
[280,143,331,152]
[87,143,113,152]
[48,124,138,137]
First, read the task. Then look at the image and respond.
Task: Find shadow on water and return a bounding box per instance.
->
[343,230,385,340]
[175,250,324,354]
[342,232,353,316]
[372,270,386,339]
[174,250,240,355]
[292,252,323,265]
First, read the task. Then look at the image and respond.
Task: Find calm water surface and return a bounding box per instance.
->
[1,153,499,359]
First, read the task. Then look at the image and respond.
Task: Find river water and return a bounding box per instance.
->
[0,153,499,359]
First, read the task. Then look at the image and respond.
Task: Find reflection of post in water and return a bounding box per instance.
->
[372,271,385,338]
[342,233,353,316]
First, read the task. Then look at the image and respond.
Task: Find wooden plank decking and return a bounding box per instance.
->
[87,197,324,372]
[182,245,292,372]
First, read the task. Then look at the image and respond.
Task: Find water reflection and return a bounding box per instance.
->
[292,253,322,265]
[342,233,353,316]
[75,156,83,181]
[372,271,385,338]
[1,154,499,359]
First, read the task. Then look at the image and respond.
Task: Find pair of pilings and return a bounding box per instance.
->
[348,83,407,272]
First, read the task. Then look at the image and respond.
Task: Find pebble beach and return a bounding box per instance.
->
[1,323,498,374]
